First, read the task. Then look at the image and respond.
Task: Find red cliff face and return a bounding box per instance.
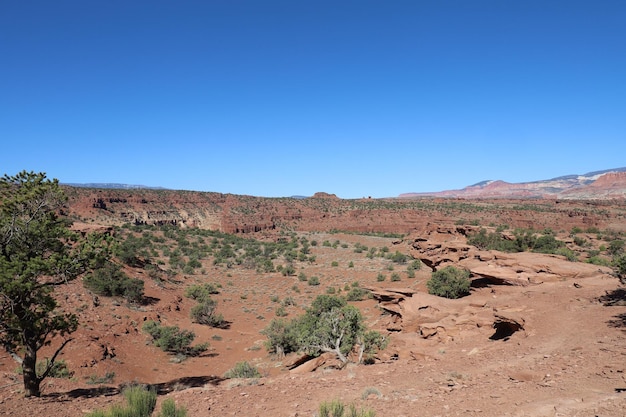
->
[590,172,626,188]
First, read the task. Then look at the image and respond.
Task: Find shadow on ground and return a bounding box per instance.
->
[42,375,223,401]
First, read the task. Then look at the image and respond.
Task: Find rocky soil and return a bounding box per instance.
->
[1,191,625,417]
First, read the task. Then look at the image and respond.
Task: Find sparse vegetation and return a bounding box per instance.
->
[224,361,262,379]
[142,321,208,356]
[318,399,376,417]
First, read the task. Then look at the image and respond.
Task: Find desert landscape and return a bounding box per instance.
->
[1,171,626,417]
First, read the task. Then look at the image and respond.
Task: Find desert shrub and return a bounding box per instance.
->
[390,273,401,282]
[115,234,145,267]
[157,398,188,417]
[608,239,625,256]
[124,385,157,417]
[275,306,288,317]
[262,318,299,355]
[282,296,296,307]
[346,287,370,301]
[573,236,587,247]
[224,361,261,379]
[331,261,339,267]
[555,247,578,261]
[614,254,626,279]
[587,255,611,266]
[318,399,376,417]
[308,276,320,286]
[142,321,208,356]
[282,263,296,276]
[391,251,407,264]
[264,295,385,365]
[85,385,158,417]
[407,259,421,271]
[298,272,308,281]
[406,269,415,278]
[190,299,224,327]
[376,273,385,282]
[427,266,471,299]
[83,262,144,303]
[185,283,219,302]
[467,229,518,252]
[532,234,565,254]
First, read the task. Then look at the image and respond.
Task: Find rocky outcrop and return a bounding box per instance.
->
[408,225,613,286]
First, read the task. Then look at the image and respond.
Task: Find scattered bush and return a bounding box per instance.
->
[184,283,219,302]
[427,266,471,299]
[318,399,376,417]
[142,321,208,356]
[83,262,144,303]
[308,276,321,286]
[190,299,225,327]
[85,385,160,417]
[346,286,370,301]
[157,398,188,417]
[224,361,261,379]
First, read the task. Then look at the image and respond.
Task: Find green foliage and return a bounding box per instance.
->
[262,318,299,355]
[346,286,370,301]
[0,171,107,397]
[190,299,224,327]
[157,398,188,417]
[407,260,421,271]
[376,273,386,282]
[390,273,401,282]
[85,385,158,417]
[390,251,407,264]
[184,283,219,302]
[318,400,376,417]
[83,262,144,303]
[587,255,611,266]
[614,254,626,279]
[142,321,208,356]
[124,385,157,417]
[608,239,625,256]
[263,295,381,364]
[308,276,321,286]
[282,263,296,276]
[223,361,261,379]
[427,266,471,299]
[467,228,566,254]
[555,247,578,262]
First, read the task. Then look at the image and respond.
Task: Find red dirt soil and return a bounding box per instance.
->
[1,192,625,417]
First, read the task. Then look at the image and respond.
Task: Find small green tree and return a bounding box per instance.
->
[0,171,107,397]
[427,266,471,299]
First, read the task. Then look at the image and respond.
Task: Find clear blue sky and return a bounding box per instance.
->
[1,1,625,198]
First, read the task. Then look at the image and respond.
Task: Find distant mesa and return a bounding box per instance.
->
[311,192,339,199]
[399,167,626,200]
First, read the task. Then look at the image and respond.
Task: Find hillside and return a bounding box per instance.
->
[1,190,625,417]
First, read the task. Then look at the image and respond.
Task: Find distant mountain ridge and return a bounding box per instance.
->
[63,183,166,190]
[399,167,626,200]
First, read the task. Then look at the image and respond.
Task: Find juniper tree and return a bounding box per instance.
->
[0,171,106,396]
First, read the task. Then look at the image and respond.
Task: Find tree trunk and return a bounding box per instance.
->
[22,341,41,397]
